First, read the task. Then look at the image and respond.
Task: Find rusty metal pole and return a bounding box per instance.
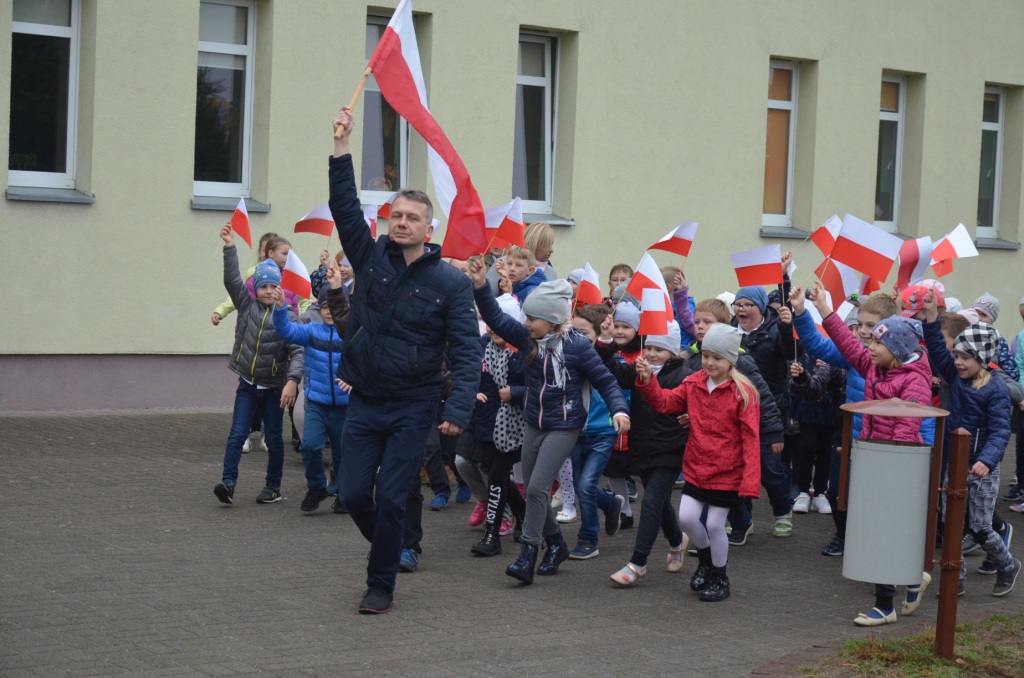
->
[935,428,970,659]
[924,416,946,570]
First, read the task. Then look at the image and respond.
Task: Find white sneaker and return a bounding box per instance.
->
[242,437,251,453]
[550,489,563,510]
[793,492,811,514]
[811,494,832,514]
[555,510,576,523]
[258,435,268,452]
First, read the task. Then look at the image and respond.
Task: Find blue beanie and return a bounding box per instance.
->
[735,286,768,313]
[613,302,641,331]
[254,258,282,289]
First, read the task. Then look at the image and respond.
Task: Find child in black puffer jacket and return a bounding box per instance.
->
[789,354,846,515]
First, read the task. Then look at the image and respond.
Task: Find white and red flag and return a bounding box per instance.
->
[576,262,604,306]
[376,193,397,220]
[896,236,933,289]
[294,203,335,237]
[366,0,486,259]
[648,222,699,258]
[797,294,855,339]
[639,288,673,336]
[729,244,783,287]
[483,197,525,249]
[932,258,955,278]
[930,223,978,266]
[809,215,842,257]
[859,274,881,297]
[230,197,252,248]
[281,250,312,299]
[829,214,903,281]
[814,258,860,304]
[625,253,671,301]
[362,205,378,238]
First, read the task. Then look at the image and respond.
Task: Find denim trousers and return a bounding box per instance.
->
[728,441,792,528]
[299,400,347,495]
[340,392,439,592]
[222,378,285,488]
[570,434,617,544]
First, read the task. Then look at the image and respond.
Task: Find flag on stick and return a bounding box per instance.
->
[930,223,978,265]
[809,215,842,257]
[362,205,378,238]
[814,258,860,304]
[648,222,699,257]
[377,193,397,220]
[896,236,934,290]
[281,250,312,299]
[829,214,902,281]
[625,253,670,301]
[484,197,525,249]
[230,197,252,248]
[366,0,487,259]
[859,274,881,297]
[639,288,673,336]
[294,203,335,237]
[576,262,604,306]
[729,244,783,287]
[932,257,955,278]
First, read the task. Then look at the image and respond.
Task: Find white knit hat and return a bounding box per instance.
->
[645,321,681,354]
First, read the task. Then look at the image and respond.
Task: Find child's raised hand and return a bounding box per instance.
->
[789,285,806,315]
[673,272,686,290]
[922,289,939,322]
[778,306,792,325]
[220,222,234,245]
[599,314,614,341]
[272,287,286,308]
[635,356,652,385]
[498,275,512,294]
[467,256,488,289]
[790,361,805,377]
[326,259,342,289]
[780,251,793,274]
[810,281,832,316]
[319,249,330,267]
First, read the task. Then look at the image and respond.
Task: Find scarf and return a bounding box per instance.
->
[537,329,570,390]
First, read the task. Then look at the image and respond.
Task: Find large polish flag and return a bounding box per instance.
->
[484,197,525,249]
[576,262,604,306]
[648,222,699,257]
[830,214,903,281]
[294,203,335,237]
[896,236,933,289]
[730,244,782,287]
[809,215,842,257]
[367,0,486,259]
[230,197,252,248]
[281,250,312,299]
[362,205,379,238]
[639,288,673,336]
[814,258,860,304]
[930,223,978,265]
[625,253,671,301]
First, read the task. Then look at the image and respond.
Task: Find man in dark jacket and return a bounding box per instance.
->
[329,107,482,614]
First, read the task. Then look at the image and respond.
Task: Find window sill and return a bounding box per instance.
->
[6,186,96,204]
[760,225,809,240]
[191,196,270,213]
[975,237,1020,251]
[524,212,574,227]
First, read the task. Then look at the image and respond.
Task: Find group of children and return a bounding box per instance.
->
[208,217,1024,619]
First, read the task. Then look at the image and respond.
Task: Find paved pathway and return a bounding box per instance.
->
[1,412,1020,677]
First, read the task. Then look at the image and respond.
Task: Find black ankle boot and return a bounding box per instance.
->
[506,543,539,584]
[699,565,730,602]
[690,547,713,592]
[537,531,569,576]
[513,518,523,545]
[471,522,502,557]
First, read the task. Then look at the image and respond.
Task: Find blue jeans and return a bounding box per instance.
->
[222,378,285,488]
[340,392,439,592]
[300,400,347,495]
[728,441,792,528]
[571,434,617,544]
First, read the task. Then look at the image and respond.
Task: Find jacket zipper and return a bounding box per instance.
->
[250,307,269,380]
[538,353,548,428]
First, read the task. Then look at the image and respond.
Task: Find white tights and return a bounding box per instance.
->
[678,494,729,567]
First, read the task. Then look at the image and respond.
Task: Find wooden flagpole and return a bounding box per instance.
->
[334,67,373,140]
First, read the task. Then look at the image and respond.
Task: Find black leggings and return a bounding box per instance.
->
[484,443,525,528]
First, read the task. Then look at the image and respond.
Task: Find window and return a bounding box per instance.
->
[977,87,1004,238]
[194,0,255,198]
[762,61,798,227]
[8,0,80,189]
[875,76,905,232]
[361,17,410,204]
[513,34,556,214]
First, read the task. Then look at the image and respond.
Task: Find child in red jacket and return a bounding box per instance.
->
[635,323,760,602]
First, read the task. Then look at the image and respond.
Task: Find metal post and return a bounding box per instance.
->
[935,428,969,659]
[924,416,946,570]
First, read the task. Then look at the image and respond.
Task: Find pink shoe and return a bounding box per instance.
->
[499,518,514,536]
[468,501,487,527]
[1010,502,1024,513]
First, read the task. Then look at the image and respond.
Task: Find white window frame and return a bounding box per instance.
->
[193,0,256,199]
[514,33,556,215]
[8,0,81,190]
[977,86,1004,239]
[762,59,799,228]
[875,75,905,233]
[360,15,410,209]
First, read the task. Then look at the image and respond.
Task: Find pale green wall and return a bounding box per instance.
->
[3,0,1023,357]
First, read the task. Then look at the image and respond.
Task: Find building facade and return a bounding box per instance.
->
[3,0,1022,410]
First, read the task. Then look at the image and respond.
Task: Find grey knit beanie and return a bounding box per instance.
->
[613,302,641,331]
[645,320,682,354]
[972,293,1001,322]
[521,279,573,325]
[701,323,742,366]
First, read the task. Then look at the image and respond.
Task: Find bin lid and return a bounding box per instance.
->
[840,399,948,418]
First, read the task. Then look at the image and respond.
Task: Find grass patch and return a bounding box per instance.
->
[801,614,1024,677]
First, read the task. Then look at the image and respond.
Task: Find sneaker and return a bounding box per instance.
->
[255,486,282,504]
[568,541,599,560]
[468,501,487,527]
[963,533,982,555]
[773,513,793,538]
[455,483,473,504]
[993,558,1021,597]
[429,492,449,511]
[332,497,348,514]
[673,472,685,489]
[214,482,235,504]
[358,586,393,614]
[977,559,997,575]
[499,518,514,536]
[605,495,625,536]
[821,535,845,556]
[241,437,251,454]
[793,492,811,514]
[620,514,634,529]
[937,580,966,597]
[1002,486,1024,502]
[1010,502,1024,513]
[300,488,330,513]
[728,521,753,546]
[999,522,1014,550]
[257,436,268,453]
[811,494,832,514]
[627,479,638,501]
[398,549,419,573]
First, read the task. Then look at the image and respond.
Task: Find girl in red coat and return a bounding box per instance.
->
[635,323,761,602]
